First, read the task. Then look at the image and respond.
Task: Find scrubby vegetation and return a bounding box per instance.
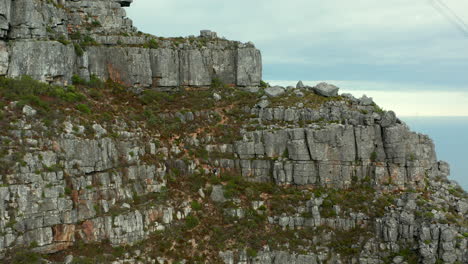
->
[1,75,465,264]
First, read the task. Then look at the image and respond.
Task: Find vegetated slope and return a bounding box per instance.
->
[0,76,466,264]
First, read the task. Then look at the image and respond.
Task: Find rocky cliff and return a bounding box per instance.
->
[0,1,466,264]
[0,0,262,89]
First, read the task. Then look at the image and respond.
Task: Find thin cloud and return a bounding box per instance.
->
[127,0,468,87]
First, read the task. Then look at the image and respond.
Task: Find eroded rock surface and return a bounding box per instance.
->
[0,0,262,89]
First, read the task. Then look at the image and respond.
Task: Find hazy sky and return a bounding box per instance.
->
[126,0,468,115]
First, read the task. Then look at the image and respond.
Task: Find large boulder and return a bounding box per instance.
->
[210,185,226,203]
[380,111,397,128]
[359,95,374,106]
[313,82,339,97]
[200,30,217,39]
[296,80,305,89]
[265,86,286,97]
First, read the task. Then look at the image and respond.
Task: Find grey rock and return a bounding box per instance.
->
[256,100,270,109]
[64,255,74,264]
[8,41,75,85]
[213,93,222,101]
[236,47,262,86]
[393,256,404,264]
[240,86,260,93]
[210,185,226,203]
[360,95,374,106]
[22,105,37,116]
[265,86,286,97]
[381,111,397,128]
[313,82,339,97]
[0,41,8,74]
[200,30,217,39]
[2,3,262,89]
[294,90,305,97]
[198,188,205,198]
[296,80,305,89]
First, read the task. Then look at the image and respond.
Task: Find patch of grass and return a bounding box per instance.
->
[76,104,92,114]
[8,248,44,264]
[185,215,200,229]
[143,38,159,49]
[191,201,202,211]
[0,76,87,116]
[91,20,101,27]
[246,248,258,258]
[57,35,70,45]
[73,43,84,56]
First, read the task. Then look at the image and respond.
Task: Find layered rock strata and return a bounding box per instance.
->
[0,0,262,88]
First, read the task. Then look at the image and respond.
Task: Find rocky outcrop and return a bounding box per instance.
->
[0,0,262,88]
[204,101,438,190]
[0,80,466,263]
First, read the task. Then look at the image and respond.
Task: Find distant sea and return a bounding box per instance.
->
[402,117,468,191]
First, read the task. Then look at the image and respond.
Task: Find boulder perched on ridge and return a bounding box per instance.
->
[313,82,339,97]
[265,86,286,97]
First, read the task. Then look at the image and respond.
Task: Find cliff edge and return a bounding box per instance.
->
[0,0,262,89]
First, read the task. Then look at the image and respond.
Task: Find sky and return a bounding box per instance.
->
[126,0,468,116]
[126,1,467,188]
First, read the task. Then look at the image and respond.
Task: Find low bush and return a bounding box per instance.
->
[185,215,199,229]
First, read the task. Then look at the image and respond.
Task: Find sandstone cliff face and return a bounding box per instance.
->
[0,0,262,88]
[0,82,466,263]
[0,1,466,264]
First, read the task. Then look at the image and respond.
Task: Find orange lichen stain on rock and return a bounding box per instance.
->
[146,208,163,223]
[51,141,61,152]
[53,224,76,242]
[145,178,153,185]
[81,220,96,241]
[71,190,80,205]
[107,63,127,86]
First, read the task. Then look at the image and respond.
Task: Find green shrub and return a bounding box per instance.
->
[70,31,82,40]
[76,104,91,114]
[74,43,84,56]
[191,201,202,211]
[11,249,43,264]
[89,88,103,100]
[72,74,86,85]
[141,90,175,105]
[260,80,268,88]
[91,20,101,27]
[64,187,72,196]
[185,215,199,229]
[211,77,227,89]
[370,151,377,162]
[57,35,70,45]
[423,212,435,220]
[246,248,258,258]
[0,76,87,115]
[143,38,159,49]
[88,75,104,89]
[82,35,98,47]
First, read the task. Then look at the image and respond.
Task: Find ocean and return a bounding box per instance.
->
[402,117,468,191]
